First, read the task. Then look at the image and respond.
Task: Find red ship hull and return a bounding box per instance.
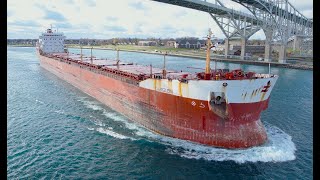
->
[38,54,270,149]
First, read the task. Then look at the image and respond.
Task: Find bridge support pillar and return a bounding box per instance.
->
[293,35,303,51]
[224,38,229,58]
[240,38,247,60]
[264,30,273,62]
[264,43,271,62]
[278,45,287,63]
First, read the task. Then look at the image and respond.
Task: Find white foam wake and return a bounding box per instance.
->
[35,99,44,104]
[90,118,105,127]
[79,97,138,141]
[79,97,142,131]
[125,118,296,163]
[94,127,136,140]
[79,99,104,111]
[137,122,296,163]
[79,97,296,163]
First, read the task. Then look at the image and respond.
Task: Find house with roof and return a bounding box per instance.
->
[138,41,158,46]
[165,41,178,48]
[176,39,206,49]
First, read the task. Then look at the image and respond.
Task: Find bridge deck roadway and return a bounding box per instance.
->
[151,0,259,24]
[152,0,312,28]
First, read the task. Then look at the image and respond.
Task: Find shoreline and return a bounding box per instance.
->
[8,45,312,70]
[8,45,35,47]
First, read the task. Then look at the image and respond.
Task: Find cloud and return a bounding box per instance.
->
[289,0,313,12]
[6,0,313,40]
[129,2,146,10]
[7,10,13,17]
[44,9,66,21]
[104,25,127,32]
[133,23,144,33]
[106,16,118,22]
[55,22,73,29]
[85,0,96,7]
[63,0,75,3]
[9,20,40,27]
[159,24,178,34]
[173,10,188,18]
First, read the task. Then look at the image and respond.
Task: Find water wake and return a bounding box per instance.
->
[135,122,296,163]
[80,98,296,163]
[35,99,44,104]
[91,127,136,140]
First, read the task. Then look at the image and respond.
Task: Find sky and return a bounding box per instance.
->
[7,0,313,40]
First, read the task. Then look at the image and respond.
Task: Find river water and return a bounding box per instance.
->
[8,47,312,179]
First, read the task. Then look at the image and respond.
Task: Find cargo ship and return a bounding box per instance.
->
[36,28,278,149]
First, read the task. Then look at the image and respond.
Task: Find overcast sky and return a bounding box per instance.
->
[7,0,313,40]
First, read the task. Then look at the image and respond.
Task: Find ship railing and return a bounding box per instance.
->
[100,66,141,82]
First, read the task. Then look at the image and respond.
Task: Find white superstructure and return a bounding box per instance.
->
[39,28,65,53]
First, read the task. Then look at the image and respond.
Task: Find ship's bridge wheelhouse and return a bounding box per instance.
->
[39,28,66,54]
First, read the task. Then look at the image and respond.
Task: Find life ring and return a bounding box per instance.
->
[237,71,243,77]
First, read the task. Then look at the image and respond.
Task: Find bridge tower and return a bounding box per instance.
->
[208,0,260,60]
[150,0,312,62]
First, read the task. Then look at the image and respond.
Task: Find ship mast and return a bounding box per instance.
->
[80,46,83,61]
[162,52,167,78]
[116,48,120,68]
[67,47,69,59]
[205,28,214,80]
[90,47,93,64]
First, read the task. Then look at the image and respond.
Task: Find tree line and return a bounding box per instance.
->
[7,37,265,46]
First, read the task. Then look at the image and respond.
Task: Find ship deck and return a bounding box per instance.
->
[49,52,275,81]
[51,53,190,77]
